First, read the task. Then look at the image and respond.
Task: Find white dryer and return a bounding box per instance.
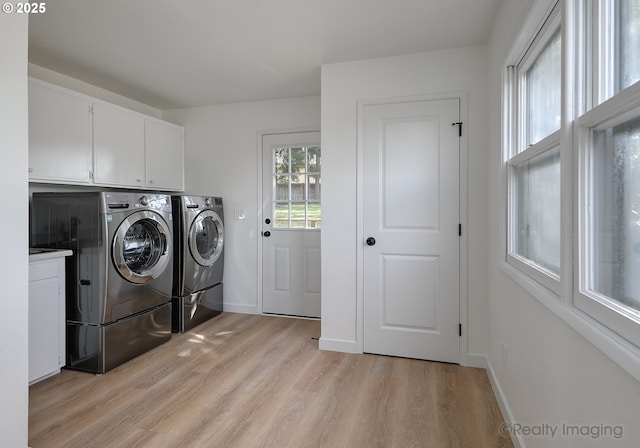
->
[171,195,224,332]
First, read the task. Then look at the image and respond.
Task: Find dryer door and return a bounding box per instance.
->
[113,210,172,284]
[189,210,224,267]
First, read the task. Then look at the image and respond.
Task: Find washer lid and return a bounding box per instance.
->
[189,209,224,267]
[112,210,172,284]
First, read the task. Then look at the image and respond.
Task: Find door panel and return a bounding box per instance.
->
[383,119,440,229]
[363,98,460,363]
[274,246,291,291]
[382,254,438,329]
[305,247,322,294]
[262,131,321,318]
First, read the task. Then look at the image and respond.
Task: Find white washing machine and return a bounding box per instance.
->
[172,195,224,332]
[31,191,174,373]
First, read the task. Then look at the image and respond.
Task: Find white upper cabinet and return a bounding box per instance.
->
[28,79,184,191]
[145,119,184,190]
[28,81,93,183]
[93,102,146,187]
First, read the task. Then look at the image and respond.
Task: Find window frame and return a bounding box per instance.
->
[504,2,563,295]
[575,83,640,350]
[501,0,640,382]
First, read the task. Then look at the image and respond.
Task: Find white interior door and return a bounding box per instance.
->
[262,132,321,318]
[362,98,460,363]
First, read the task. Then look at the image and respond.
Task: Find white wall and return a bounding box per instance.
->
[0,12,29,448]
[320,46,490,361]
[487,1,640,447]
[163,96,320,314]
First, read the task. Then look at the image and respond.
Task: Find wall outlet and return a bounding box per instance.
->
[234,208,245,220]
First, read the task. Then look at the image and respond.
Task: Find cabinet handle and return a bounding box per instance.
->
[149,179,154,184]
[28,167,33,173]
[136,178,142,183]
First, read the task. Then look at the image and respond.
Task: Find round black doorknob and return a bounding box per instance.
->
[366,237,376,246]
[263,231,271,237]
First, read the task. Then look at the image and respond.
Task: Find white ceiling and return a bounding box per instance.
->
[29,0,501,110]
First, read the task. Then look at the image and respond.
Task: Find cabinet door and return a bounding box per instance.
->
[29,275,60,383]
[28,81,93,183]
[145,119,184,191]
[93,102,145,187]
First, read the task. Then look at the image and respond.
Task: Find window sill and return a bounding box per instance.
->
[499,261,640,383]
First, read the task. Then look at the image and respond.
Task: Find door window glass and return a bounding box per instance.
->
[272,145,321,229]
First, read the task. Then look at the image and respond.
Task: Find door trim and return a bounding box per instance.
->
[356,92,469,365]
[256,127,321,315]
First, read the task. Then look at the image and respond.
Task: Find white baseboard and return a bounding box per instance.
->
[486,357,525,448]
[464,353,488,368]
[318,337,360,353]
[222,303,259,314]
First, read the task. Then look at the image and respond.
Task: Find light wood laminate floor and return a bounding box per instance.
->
[29,313,513,448]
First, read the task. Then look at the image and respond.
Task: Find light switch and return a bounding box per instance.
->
[234,208,245,220]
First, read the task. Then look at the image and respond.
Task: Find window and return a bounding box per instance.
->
[505,3,562,293]
[591,116,640,312]
[593,0,640,105]
[512,146,561,273]
[576,0,640,349]
[272,145,321,229]
[617,1,640,91]
[502,0,640,381]
[526,30,562,145]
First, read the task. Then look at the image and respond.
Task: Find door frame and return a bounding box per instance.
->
[356,92,469,365]
[256,127,321,316]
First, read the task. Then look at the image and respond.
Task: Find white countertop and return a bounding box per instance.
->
[29,248,73,261]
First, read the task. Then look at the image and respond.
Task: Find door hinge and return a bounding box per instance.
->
[459,323,462,337]
[452,122,463,137]
[458,223,462,236]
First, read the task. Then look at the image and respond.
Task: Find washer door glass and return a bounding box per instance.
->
[113,211,172,284]
[189,210,224,267]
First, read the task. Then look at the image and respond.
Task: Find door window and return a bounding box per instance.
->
[272,145,321,229]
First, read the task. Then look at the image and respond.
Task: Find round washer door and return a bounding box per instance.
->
[112,210,172,284]
[189,210,224,267]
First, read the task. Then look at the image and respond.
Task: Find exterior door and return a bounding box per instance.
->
[262,131,321,318]
[362,98,460,363]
